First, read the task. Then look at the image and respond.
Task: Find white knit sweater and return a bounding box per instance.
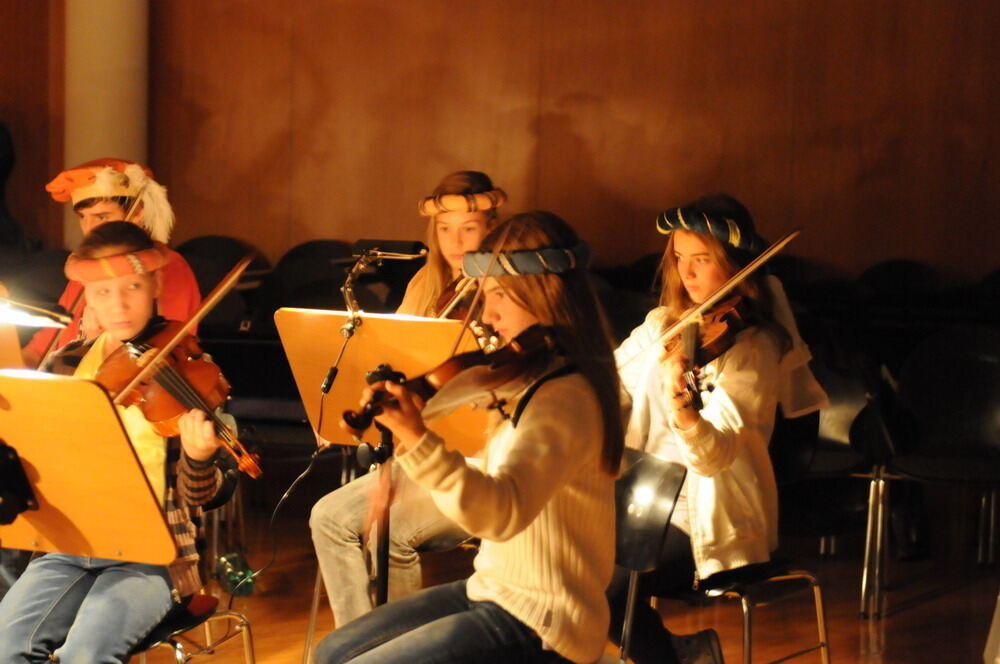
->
[395,371,615,664]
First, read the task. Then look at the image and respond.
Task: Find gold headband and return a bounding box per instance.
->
[417,188,508,216]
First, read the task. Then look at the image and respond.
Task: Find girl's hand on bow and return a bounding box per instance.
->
[178,408,222,462]
[363,381,428,450]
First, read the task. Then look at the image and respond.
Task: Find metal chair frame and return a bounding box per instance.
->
[700,568,831,664]
[136,608,255,664]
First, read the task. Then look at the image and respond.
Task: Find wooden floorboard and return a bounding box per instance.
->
[141,506,1000,664]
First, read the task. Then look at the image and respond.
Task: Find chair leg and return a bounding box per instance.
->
[167,639,187,664]
[861,465,890,618]
[618,570,641,664]
[302,566,323,664]
[986,489,1000,565]
[740,594,752,664]
[240,617,256,664]
[978,488,998,566]
[811,579,831,664]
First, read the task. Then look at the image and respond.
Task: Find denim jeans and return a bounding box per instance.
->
[0,548,32,600]
[0,553,174,664]
[310,463,469,626]
[315,579,573,664]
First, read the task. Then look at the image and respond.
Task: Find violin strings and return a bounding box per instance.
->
[149,358,238,447]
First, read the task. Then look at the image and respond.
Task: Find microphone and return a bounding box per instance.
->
[351,239,427,258]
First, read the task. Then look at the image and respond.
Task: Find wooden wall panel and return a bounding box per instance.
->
[150,1,294,260]
[148,0,998,280]
[0,0,61,247]
[285,1,541,248]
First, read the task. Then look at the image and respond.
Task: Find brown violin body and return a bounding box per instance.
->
[343,324,556,436]
[96,319,262,478]
[663,296,748,410]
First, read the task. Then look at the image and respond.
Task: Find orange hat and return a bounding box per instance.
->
[45,158,175,243]
[64,242,172,283]
[45,158,152,204]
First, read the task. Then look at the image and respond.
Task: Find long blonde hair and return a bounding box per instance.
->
[478,211,624,475]
[658,230,791,354]
[420,171,501,313]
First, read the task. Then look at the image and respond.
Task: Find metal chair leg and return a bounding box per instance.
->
[861,465,890,618]
[302,566,323,664]
[740,594,753,664]
[812,579,831,664]
[618,570,641,664]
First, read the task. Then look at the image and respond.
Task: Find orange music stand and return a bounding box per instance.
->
[274,308,488,456]
[0,370,176,565]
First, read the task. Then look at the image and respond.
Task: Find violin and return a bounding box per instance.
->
[342,324,556,437]
[663,297,748,411]
[95,318,262,478]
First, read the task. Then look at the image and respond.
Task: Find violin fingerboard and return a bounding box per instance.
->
[681,323,698,360]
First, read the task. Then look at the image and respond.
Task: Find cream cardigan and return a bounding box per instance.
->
[395,371,615,664]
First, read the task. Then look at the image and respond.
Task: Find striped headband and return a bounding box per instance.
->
[418,188,508,216]
[655,206,764,255]
[64,243,171,282]
[463,242,591,278]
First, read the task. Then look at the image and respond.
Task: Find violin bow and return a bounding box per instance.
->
[112,253,254,405]
[617,228,801,370]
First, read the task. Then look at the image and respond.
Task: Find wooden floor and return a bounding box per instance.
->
[143,502,1000,664]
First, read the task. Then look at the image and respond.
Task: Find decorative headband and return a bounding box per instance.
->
[64,243,171,283]
[418,188,508,216]
[655,206,764,255]
[462,242,591,278]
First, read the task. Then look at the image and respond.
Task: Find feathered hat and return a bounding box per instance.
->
[45,158,175,243]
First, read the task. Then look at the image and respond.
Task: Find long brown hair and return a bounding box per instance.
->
[658,230,791,354]
[478,211,624,475]
[422,171,501,311]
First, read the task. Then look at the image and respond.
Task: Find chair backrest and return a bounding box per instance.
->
[898,326,1000,453]
[615,449,686,573]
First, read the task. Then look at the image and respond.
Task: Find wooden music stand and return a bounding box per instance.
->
[276,307,489,605]
[0,370,176,565]
[274,308,488,455]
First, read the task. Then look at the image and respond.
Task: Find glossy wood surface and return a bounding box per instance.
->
[139,506,999,664]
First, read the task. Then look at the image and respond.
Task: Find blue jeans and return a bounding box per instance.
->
[0,553,174,664]
[315,579,573,664]
[310,463,469,625]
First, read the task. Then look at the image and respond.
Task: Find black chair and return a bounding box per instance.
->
[663,412,833,664]
[853,326,1000,618]
[614,450,687,663]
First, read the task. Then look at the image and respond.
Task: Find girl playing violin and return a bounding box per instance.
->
[398,170,506,316]
[315,211,623,664]
[0,222,226,663]
[310,170,506,626]
[608,194,828,664]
